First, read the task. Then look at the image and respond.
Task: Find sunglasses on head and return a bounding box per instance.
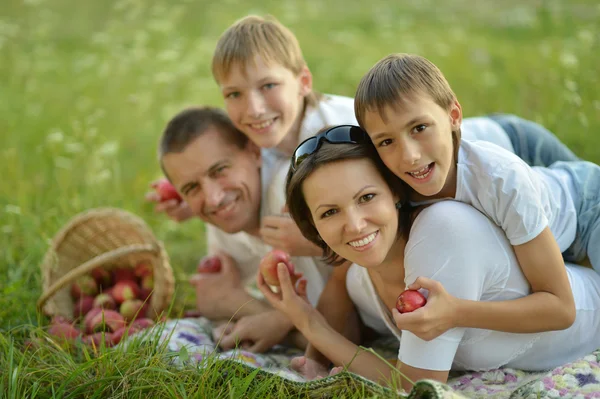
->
[290,125,370,171]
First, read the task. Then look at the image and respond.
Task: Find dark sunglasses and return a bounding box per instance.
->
[290,125,369,171]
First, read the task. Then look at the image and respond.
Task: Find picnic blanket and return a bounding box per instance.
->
[129,317,600,398]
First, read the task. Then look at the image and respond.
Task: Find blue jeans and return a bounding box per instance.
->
[551,161,600,274]
[488,114,580,167]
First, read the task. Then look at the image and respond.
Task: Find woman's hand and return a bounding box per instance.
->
[392,277,458,341]
[257,263,316,331]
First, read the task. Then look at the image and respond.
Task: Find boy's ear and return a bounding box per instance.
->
[298,66,313,97]
[449,99,462,130]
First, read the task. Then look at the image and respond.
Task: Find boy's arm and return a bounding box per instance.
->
[395,227,576,339]
[455,227,575,332]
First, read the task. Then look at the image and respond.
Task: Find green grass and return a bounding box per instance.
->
[1,0,599,397]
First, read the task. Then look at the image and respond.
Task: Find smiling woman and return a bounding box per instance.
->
[256,124,600,392]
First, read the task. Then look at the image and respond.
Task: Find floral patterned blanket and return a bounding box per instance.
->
[128,317,600,399]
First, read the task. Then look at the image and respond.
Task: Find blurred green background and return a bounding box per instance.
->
[1,0,599,328]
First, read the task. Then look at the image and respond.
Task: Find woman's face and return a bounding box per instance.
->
[302,158,399,268]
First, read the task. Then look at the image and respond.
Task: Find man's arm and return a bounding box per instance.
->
[191,250,271,320]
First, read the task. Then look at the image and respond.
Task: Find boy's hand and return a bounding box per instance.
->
[213,310,293,353]
[146,180,194,222]
[391,277,458,341]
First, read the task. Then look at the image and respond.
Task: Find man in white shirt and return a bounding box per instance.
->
[155,106,328,352]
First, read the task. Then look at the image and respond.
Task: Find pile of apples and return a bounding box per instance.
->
[47,261,158,347]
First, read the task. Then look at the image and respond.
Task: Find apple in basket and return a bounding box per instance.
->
[89,309,126,333]
[155,178,182,203]
[259,250,296,287]
[112,267,137,283]
[91,267,112,289]
[93,293,117,310]
[71,275,98,299]
[395,290,427,314]
[83,332,114,348]
[120,299,145,322]
[73,295,95,319]
[48,322,81,342]
[112,280,141,304]
[197,256,222,273]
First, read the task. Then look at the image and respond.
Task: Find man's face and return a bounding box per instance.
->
[162,127,262,234]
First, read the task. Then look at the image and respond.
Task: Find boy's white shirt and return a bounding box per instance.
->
[454,139,578,249]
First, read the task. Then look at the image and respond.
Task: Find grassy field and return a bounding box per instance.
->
[1,0,599,397]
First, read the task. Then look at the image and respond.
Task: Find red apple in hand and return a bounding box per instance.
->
[197,256,222,274]
[395,290,427,314]
[155,178,182,203]
[259,250,295,287]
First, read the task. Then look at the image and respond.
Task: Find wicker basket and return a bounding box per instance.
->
[37,208,175,320]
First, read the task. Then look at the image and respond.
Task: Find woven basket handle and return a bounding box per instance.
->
[37,243,158,312]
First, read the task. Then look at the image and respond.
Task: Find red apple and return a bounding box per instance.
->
[134,261,153,278]
[139,288,152,302]
[70,275,98,299]
[395,290,427,314]
[131,318,155,330]
[93,293,117,310]
[84,308,103,333]
[140,274,154,290]
[89,309,126,333]
[155,178,182,203]
[91,267,112,288]
[197,256,222,274]
[259,250,295,287]
[73,295,95,319]
[51,315,73,325]
[48,323,81,342]
[111,325,141,345]
[120,299,145,322]
[83,332,113,348]
[112,280,140,304]
[112,267,137,283]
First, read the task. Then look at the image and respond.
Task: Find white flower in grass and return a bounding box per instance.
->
[97,141,119,157]
[47,130,64,143]
[578,112,589,128]
[577,29,594,45]
[54,156,72,169]
[89,170,111,184]
[565,79,578,92]
[65,142,84,154]
[5,205,21,215]
[483,71,498,88]
[560,52,579,69]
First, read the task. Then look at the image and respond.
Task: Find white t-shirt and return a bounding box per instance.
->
[263,93,358,163]
[455,139,578,249]
[347,201,600,372]
[460,117,514,153]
